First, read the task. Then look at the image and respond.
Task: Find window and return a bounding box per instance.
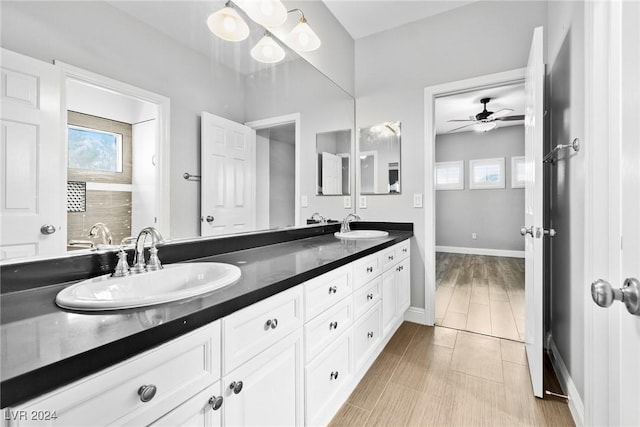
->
[469,157,505,189]
[68,125,123,173]
[511,156,526,188]
[435,160,464,190]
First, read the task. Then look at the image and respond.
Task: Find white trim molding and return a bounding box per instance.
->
[404,307,427,325]
[435,246,524,258]
[548,337,585,427]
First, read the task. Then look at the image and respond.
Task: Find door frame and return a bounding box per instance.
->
[245,113,301,227]
[56,62,171,238]
[422,68,526,325]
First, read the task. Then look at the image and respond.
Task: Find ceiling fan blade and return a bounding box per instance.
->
[446,119,476,122]
[497,115,525,121]
[447,123,476,133]
[487,108,514,120]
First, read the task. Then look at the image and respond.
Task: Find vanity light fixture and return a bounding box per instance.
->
[474,122,498,132]
[243,0,287,28]
[207,1,250,42]
[286,9,321,52]
[251,32,286,63]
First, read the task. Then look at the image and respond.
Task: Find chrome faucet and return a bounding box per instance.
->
[341,213,361,233]
[131,227,165,274]
[88,222,113,246]
[310,212,327,225]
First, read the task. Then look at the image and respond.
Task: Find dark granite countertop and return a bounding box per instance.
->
[0,226,412,408]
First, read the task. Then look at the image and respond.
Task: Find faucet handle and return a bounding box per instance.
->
[112,248,131,277]
[146,246,163,271]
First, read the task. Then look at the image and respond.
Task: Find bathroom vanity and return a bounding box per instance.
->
[0,223,412,426]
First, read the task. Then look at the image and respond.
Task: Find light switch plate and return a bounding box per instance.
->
[343,196,352,209]
[413,193,423,208]
[359,196,367,209]
[301,195,308,208]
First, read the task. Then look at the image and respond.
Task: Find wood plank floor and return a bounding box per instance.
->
[435,253,525,341]
[330,322,574,427]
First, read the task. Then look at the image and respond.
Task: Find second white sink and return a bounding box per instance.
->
[334,230,389,240]
[55,262,241,311]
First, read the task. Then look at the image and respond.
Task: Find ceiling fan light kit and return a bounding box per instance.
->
[207,1,321,65]
[447,97,525,133]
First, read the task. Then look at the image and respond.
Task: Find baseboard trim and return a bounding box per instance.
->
[548,337,585,427]
[435,246,525,258]
[404,306,427,324]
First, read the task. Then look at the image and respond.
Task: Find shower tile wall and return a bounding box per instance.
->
[68,190,132,247]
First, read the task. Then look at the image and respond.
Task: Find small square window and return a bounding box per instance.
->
[469,157,505,189]
[511,156,526,188]
[68,125,123,173]
[435,160,464,190]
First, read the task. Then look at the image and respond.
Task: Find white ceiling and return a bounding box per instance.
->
[435,83,525,135]
[322,0,478,40]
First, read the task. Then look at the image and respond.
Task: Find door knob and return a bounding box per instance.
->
[520,226,534,237]
[40,224,56,235]
[591,278,640,316]
[206,215,214,223]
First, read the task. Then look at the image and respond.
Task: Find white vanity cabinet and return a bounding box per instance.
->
[381,241,411,337]
[6,322,221,427]
[151,381,223,427]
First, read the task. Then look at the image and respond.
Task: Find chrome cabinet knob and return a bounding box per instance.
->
[208,395,223,411]
[328,286,337,294]
[520,226,534,237]
[229,381,243,394]
[367,331,374,339]
[591,278,640,316]
[40,224,56,235]
[367,293,374,301]
[265,318,278,329]
[366,266,373,273]
[330,371,339,380]
[138,384,157,402]
[329,321,338,330]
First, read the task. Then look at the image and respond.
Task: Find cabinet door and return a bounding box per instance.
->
[151,382,223,427]
[381,269,397,338]
[397,258,411,315]
[223,329,303,427]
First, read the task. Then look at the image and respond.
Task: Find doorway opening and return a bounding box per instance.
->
[433,84,526,341]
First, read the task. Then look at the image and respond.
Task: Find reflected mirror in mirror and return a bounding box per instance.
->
[0,0,354,263]
[316,129,352,196]
[359,121,401,194]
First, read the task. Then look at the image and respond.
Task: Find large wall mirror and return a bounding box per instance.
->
[359,121,402,194]
[316,129,352,196]
[0,0,354,263]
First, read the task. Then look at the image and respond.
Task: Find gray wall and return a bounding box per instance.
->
[547,0,586,399]
[436,126,525,252]
[354,1,547,310]
[270,140,296,228]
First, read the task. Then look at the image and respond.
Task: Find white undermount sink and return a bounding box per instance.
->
[334,230,389,240]
[55,262,241,311]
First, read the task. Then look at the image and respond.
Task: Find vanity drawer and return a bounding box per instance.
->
[304,264,352,321]
[353,275,381,319]
[396,239,410,261]
[8,322,221,427]
[304,296,353,363]
[354,302,382,372]
[353,253,381,289]
[381,246,398,270]
[222,286,303,374]
[305,331,353,426]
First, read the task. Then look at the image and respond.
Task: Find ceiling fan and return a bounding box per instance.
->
[447,97,524,133]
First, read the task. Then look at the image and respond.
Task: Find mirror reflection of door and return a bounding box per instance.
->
[316,129,351,196]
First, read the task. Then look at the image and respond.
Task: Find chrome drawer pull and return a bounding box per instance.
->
[329,321,338,330]
[209,395,223,411]
[388,255,394,261]
[402,248,408,253]
[367,331,374,339]
[328,286,337,294]
[367,293,374,300]
[265,318,278,329]
[330,371,339,380]
[229,381,243,394]
[138,384,157,403]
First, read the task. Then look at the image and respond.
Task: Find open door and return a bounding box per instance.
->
[522,26,544,398]
[201,112,256,236]
[0,49,65,260]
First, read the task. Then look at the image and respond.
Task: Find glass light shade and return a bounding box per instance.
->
[244,0,287,27]
[207,5,250,42]
[250,35,285,63]
[286,18,321,52]
[474,122,497,132]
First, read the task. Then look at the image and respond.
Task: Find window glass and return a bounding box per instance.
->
[68,126,123,173]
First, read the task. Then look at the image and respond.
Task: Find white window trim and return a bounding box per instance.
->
[511,156,526,188]
[435,160,464,190]
[469,157,505,189]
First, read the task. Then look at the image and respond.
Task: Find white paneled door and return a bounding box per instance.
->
[523,26,544,398]
[200,112,255,237]
[0,48,64,260]
[321,151,342,195]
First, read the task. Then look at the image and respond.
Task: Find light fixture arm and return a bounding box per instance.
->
[287,8,305,20]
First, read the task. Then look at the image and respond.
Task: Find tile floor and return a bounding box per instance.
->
[435,253,525,341]
[329,322,574,426]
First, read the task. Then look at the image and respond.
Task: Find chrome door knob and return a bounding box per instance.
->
[591,278,640,316]
[520,226,534,237]
[138,384,157,402]
[40,224,56,235]
[206,215,214,223]
[208,395,223,411]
